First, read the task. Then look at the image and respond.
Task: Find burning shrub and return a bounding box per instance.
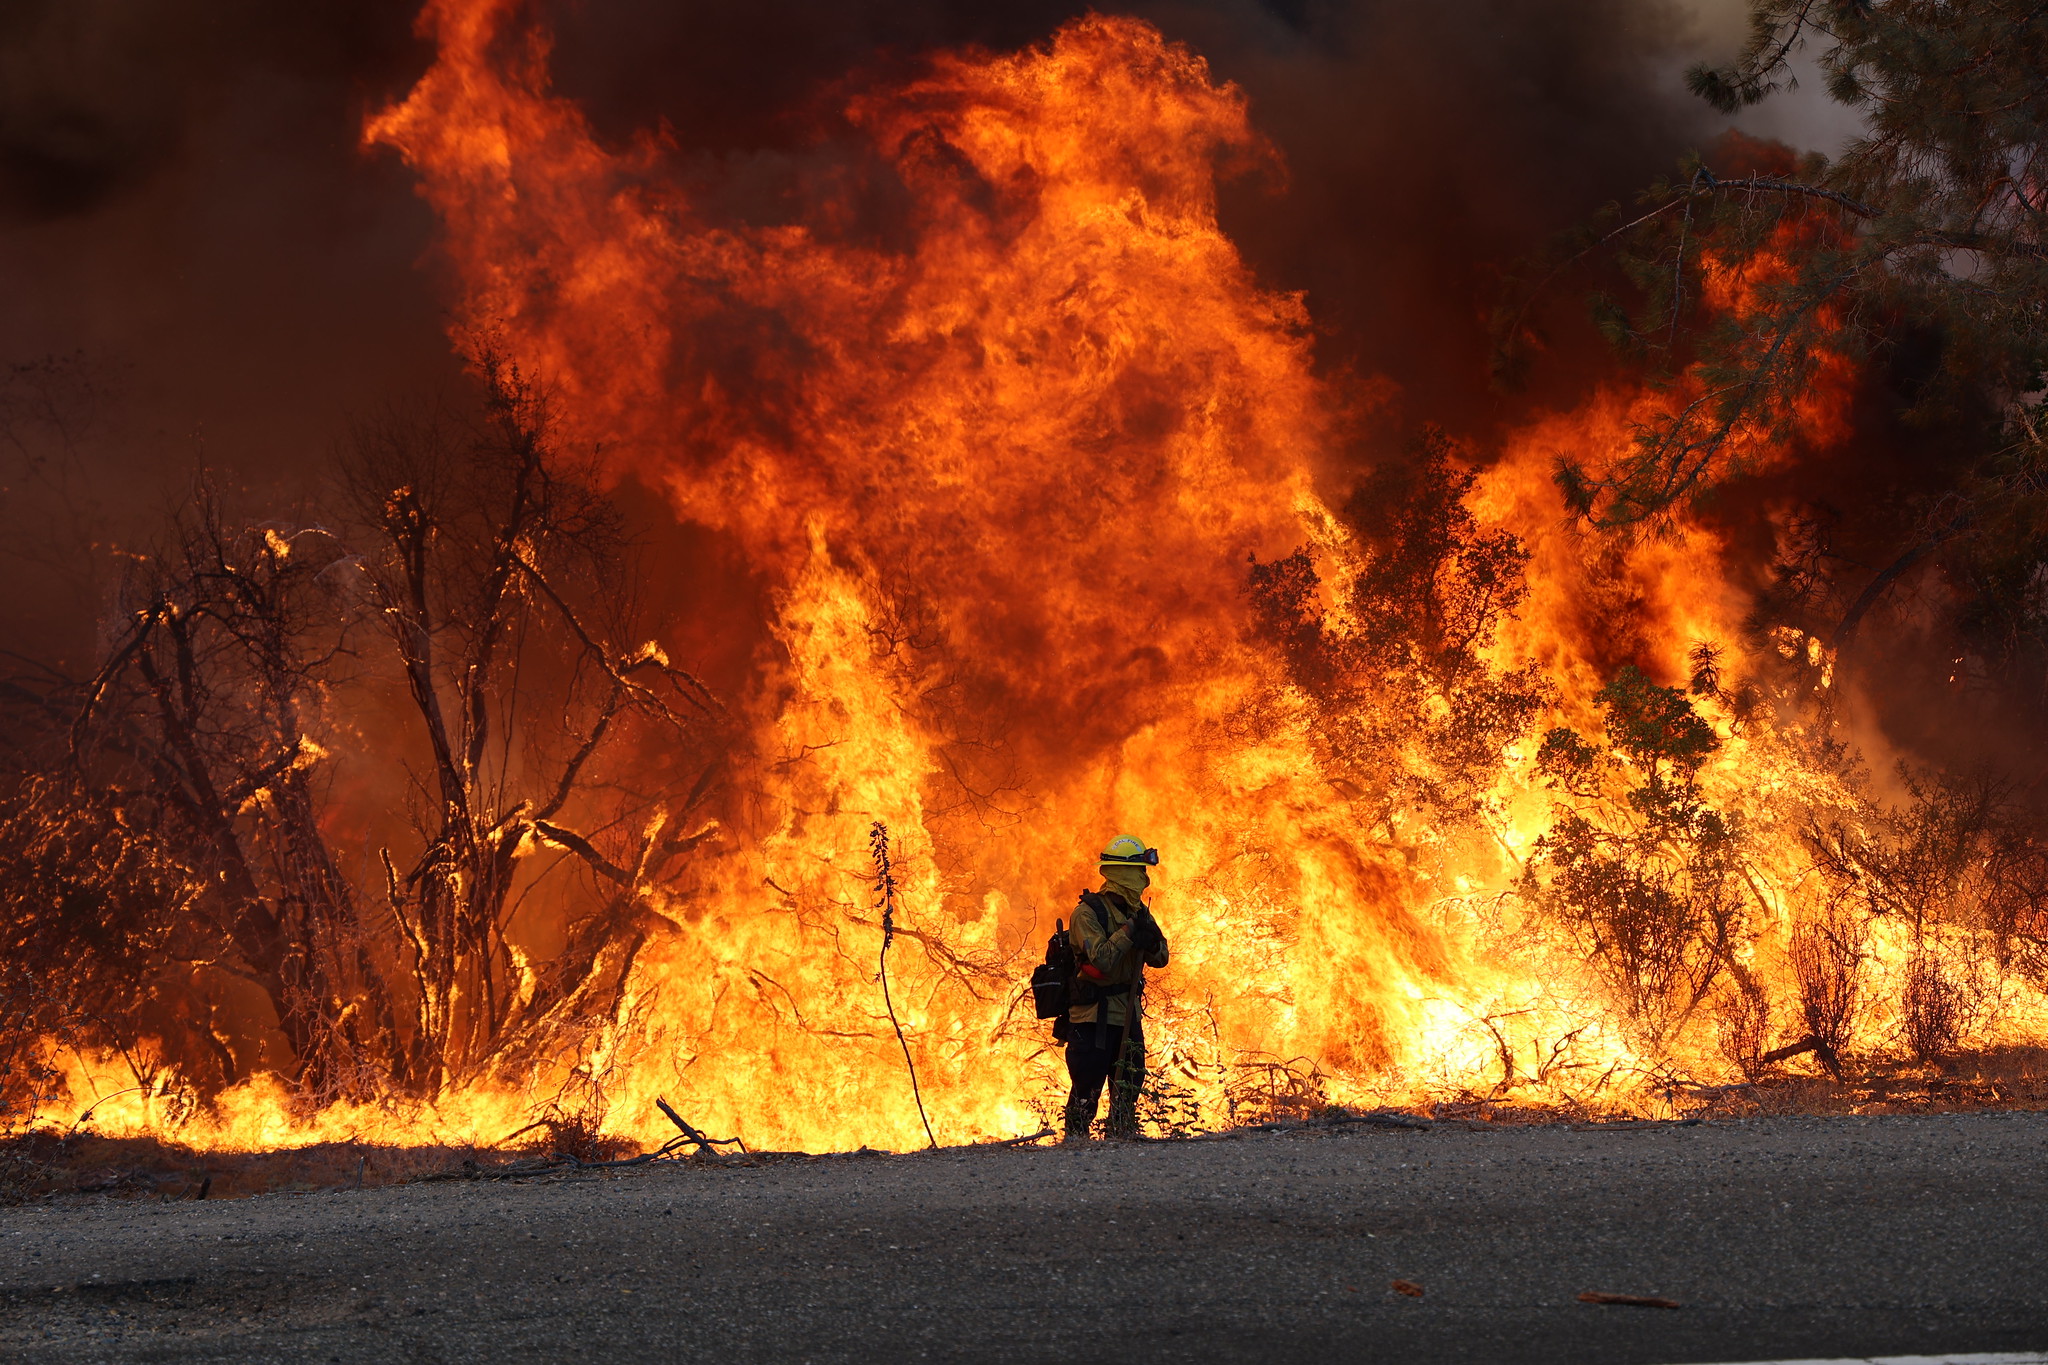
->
[0,770,209,1093]
[1900,950,1968,1064]
[0,967,76,1147]
[518,1062,635,1164]
[0,951,95,1204]
[1808,767,2048,994]
[1225,1055,1332,1125]
[1522,667,1742,1042]
[1137,1063,1206,1139]
[0,361,725,1121]
[1790,908,1865,1076]
[69,486,393,1100]
[1713,980,1773,1083]
[335,361,723,1093]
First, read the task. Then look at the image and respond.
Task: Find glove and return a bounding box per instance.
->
[1128,908,1164,954]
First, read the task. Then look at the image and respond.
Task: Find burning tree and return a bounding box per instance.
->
[1534,2,2048,524]
[1517,2,2048,711]
[340,359,723,1094]
[5,485,372,1100]
[0,359,724,1118]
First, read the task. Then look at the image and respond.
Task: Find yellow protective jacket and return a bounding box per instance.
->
[1067,881,1169,1031]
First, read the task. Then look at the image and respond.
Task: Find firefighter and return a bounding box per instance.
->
[1063,834,1169,1141]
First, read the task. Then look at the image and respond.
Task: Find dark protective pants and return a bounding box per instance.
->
[1063,1023,1144,1139]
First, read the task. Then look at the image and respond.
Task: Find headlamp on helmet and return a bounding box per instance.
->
[1099,834,1160,867]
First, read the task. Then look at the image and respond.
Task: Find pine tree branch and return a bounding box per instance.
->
[1688,168,1879,219]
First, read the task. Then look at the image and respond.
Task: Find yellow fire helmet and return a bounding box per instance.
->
[1099,834,1160,867]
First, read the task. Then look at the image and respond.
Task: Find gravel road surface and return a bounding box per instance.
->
[3,1111,2044,1364]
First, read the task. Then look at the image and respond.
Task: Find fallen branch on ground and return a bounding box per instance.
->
[1762,1034,1846,1080]
[1181,1110,1450,1142]
[557,1137,693,1170]
[420,1136,700,1183]
[655,1096,748,1160]
[1761,1036,1820,1064]
[1253,1110,1437,1133]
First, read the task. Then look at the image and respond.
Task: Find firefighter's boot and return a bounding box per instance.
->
[1062,1094,1097,1143]
[1105,1059,1144,1139]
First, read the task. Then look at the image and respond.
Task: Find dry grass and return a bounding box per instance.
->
[1677,1045,2048,1120]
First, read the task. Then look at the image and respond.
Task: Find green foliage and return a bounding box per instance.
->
[1948,421,2048,677]
[1595,665,1721,775]
[1535,725,1605,797]
[1512,1,2048,531]
[1523,668,1741,1038]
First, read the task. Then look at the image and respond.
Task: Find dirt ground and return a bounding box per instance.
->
[4,1110,2046,1364]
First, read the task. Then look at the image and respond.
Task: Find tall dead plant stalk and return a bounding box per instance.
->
[869,821,936,1149]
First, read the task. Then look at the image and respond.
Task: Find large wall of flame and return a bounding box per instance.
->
[358,0,1487,1149]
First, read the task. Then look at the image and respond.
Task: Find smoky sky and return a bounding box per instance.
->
[0,3,439,468]
[0,0,1766,668]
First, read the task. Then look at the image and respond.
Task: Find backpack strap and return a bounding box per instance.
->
[1076,891,1116,1048]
